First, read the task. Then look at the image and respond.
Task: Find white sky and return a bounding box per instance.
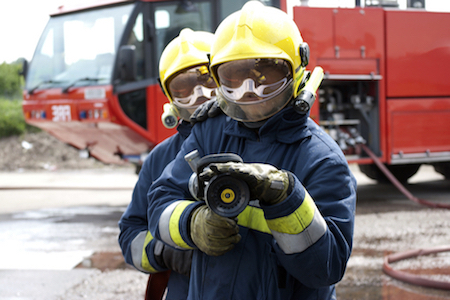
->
[0,0,449,64]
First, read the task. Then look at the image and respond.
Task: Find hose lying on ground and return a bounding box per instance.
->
[360,144,450,209]
[360,144,450,290]
[383,246,450,290]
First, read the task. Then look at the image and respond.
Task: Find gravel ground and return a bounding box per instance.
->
[0,131,148,300]
[2,131,449,299]
[59,269,149,300]
[0,131,131,171]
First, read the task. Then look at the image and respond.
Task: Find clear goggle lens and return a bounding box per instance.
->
[217,58,292,102]
[220,77,290,102]
[168,65,217,108]
[173,85,216,107]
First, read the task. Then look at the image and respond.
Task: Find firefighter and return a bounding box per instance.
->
[147,1,357,299]
[118,28,218,299]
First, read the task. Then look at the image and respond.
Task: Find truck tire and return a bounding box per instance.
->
[358,163,421,183]
[433,162,450,179]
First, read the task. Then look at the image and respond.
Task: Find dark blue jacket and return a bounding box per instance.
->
[147,108,357,300]
[118,121,192,299]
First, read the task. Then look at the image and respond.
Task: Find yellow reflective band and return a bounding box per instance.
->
[141,231,158,273]
[169,201,195,249]
[237,206,271,234]
[266,192,315,234]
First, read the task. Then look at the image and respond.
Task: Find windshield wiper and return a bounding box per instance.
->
[62,77,105,93]
[28,80,65,95]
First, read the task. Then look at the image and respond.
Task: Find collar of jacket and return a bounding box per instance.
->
[223,107,313,144]
[177,120,193,139]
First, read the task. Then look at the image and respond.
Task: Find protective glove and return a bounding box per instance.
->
[190,99,222,125]
[200,162,291,205]
[190,205,241,256]
[154,240,193,277]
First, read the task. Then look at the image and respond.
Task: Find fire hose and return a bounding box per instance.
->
[360,143,450,290]
[383,246,450,290]
[359,144,450,210]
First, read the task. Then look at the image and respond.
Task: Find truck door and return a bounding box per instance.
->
[113,1,216,148]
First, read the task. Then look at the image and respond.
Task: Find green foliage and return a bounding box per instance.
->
[0,60,38,138]
[0,98,25,137]
[0,98,39,138]
[0,61,24,98]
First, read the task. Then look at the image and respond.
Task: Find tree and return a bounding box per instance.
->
[0,61,24,98]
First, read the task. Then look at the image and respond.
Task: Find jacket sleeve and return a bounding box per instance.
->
[118,133,191,274]
[147,136,205,251]
[118,156,168,273]
[263,151,356,288]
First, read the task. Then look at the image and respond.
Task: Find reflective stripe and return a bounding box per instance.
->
[270,206,327,254]
[141,231,158,272]
[265,193,315,234]
[159,200,195,249]
[237,205,271,234]
[130,230,157,273]
[169,201,195,249]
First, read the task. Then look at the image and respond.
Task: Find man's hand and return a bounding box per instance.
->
[190,205,241,256]
[190,99,222,125]
[200,162,291,205]
[154,240,193,277]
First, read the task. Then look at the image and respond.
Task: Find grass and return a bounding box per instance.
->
[0,97,40,138]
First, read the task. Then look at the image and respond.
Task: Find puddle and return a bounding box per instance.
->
[0,206,123,270]
[337,248,450,299]
[0,249,93,270]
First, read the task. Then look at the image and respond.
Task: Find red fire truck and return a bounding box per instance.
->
[22,0,450,181]
[293,1,450,182]
[21,0,285,171]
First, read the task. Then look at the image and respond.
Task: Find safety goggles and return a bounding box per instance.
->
[217,58,292,102]
[168,65,217,107]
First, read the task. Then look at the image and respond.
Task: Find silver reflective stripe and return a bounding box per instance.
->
[130,230,149,273]
[159,201,183,248]
[271,206,327,254]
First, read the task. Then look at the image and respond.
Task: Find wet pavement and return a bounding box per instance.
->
[0,166,449,299]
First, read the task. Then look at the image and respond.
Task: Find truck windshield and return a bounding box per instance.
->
[26,3,134,91]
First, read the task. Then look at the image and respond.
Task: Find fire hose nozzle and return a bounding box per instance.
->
[184,150,250,218]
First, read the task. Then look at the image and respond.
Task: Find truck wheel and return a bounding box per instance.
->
[433,162,450,179]
[358,163,421,183]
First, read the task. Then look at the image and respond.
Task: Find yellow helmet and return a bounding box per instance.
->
[159,28,216,128]
[210,1,309,123]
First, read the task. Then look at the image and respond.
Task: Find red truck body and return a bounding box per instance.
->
[22,1,450,179]
[22,0,285,167]
[294,6,450,180]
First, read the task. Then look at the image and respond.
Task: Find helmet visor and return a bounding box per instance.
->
[217,58,292,102]
[168,65,217,109]
[216,59,293,122]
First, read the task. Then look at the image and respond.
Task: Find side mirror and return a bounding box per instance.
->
[118,45,136,82]
[19,59,28,79]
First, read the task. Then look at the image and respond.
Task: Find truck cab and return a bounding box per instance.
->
[22,0,282,169]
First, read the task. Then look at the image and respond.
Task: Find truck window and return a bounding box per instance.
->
[219,0,280,20]
[126,12,145,80]
[26,3,134,90]
[154,2,213,64]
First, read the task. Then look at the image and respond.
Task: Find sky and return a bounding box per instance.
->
[0,0,70,64]
[0,0,449,64]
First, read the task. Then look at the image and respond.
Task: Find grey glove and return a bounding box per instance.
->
[190,99,222,125]
[154,240,193,277]
[200,162,291,205]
